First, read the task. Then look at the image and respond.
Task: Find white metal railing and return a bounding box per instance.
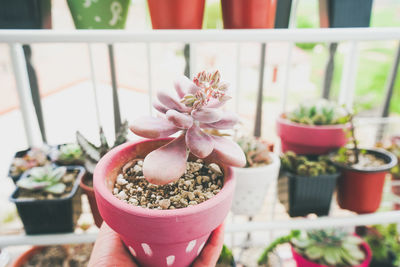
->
[1,28,400,249]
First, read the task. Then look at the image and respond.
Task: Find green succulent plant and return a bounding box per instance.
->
[76,121,129,173]
[292,229,366,266]
[17,166,68,194]
[287,100,350,126]
[281,151,337,177]
[364,224,400,266]
[217,245,234,266]
[236,136,272,167]
[57,143,83,162]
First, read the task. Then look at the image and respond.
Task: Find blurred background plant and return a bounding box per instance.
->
[281,151,337,176]
[236,136,273,167]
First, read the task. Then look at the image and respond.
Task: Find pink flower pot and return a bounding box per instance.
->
[276,115,348,155]
[94,138,235,267]
[291,240,372,267]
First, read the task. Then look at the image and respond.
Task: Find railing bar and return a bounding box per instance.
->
[108,44,122,134]
[1,28,398,43]
[88,44,101,128]
[254,43,266,137]
[9,43,38,147]
[338,41,359,109]
[146,43,153,115]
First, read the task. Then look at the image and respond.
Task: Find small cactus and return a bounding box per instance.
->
[287,99,350,126]
[56,143,83,163]
[17,166,68,194]
[281,151,337,177]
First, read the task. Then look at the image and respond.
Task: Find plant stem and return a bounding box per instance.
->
[349,114,359,164]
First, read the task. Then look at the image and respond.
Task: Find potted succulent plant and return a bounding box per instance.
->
[258,229,372,267]
[221,0,277,29]
[67,0,130,29]
[276,100,350,155]
[10,244,93,267]
[363,224,400,267]
[217,245,236,267]
[8,147,51,184]
[147,0,205,29]
[94,70,245,267]
[330,116,398,214]
[319,0,373,28]
[231,136,280,216]
[76,122,129,228]
[278,151,339,217]
[50,143,84,166]
[9,165,85,234]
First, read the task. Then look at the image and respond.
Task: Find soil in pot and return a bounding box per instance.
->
[10,166,85,234]
[14,244,93,267]
[332,148,398,214]
[113,159,224,209]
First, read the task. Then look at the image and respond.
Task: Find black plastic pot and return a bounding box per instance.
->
[278,171,339,217]
[0,0,51,29]
[274,0,292,29]
[10,166,85,235]
[319,0,373,28]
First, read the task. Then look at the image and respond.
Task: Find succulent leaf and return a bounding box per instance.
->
[202,111,239,130]
[212,136,246,167]
[174,75,200,97]
[191,108,222,123]
[45,183,66,194]
[157,91,188,112]
[143,135,188,185]
[186,124,214,158]
[130,116,179,138]
[166,109,193,129]
[153,101,169,114]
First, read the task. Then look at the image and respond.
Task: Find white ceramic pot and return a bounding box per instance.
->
[231,153,280,216]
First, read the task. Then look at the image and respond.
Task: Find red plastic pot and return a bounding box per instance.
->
[94,138,235,267]
[221,0,277,29]
[80,173,103,228]
[276,115,348,155]
[332,149,398,214]
[10,246,44,267]
[291,240,372,267]
[147,0,205,29]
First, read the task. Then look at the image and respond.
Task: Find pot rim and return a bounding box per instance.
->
[329,148,398,173]
[291,238,372,267]
[10,246,45,267]
[232,152,280,173]
[94,138,234,219]
[277,114,350,130]
[80,173,94,192]
[9,165,85,204]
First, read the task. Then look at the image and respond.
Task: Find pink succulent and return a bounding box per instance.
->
[130,70,246,185]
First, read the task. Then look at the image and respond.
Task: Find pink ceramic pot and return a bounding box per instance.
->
[276,115,348,155]
[94,138,235,267]
[291,241,372,267]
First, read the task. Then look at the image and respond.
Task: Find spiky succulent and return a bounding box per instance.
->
[17,166,68,194]
[130,70,246,185]
[287,99,350,126]
[76,121,129,173]
[236,136,272,167]
[281,151,337,176]
[292,229,366,266]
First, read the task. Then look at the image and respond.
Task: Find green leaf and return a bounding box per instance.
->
[50,167,67,182]
[45,183,66,194]
[305,246,324,260]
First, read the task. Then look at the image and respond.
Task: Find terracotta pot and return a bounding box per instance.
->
[291,240,372,267]
[231,153,280,216]
[221,0,277,29]
[94,138,235,267]
[10,246,44,267]
[147,0,205,29]
[80,173,103,228]
[332,149,398,214]
[276,115,348,155]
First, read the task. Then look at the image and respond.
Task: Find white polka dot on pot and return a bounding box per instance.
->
[186,240,196,253]
[166,255,175,266]
[128,246,137,257]
[141,243,153,256]
[197,242,206,256]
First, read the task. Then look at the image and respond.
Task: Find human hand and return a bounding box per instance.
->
[88,222,225,267]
